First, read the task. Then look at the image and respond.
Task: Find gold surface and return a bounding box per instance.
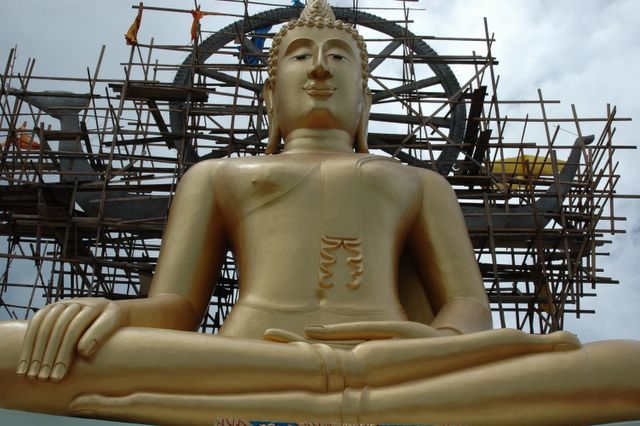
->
[1,0,639,424]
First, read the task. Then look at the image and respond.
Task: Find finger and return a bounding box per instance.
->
[51,305,104,382]
[263,328,362,349]
[544,330,582,351]
[555,331,581,350]
[37,303,82,380]
[26,303,66,379]
[484,328,581,352]
[17,304,50,375]
[306,337,365,349]
[262,328,306,343]
[305,321,441,340]
[77,304,127,358]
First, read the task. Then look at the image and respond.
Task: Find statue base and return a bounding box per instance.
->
[0,408,141,425]
[2,410,638,426]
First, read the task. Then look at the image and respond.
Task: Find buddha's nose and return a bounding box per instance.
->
[309,56,332,79]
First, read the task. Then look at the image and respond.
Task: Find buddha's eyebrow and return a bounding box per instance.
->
[324,39,355,57]
[283,38,314,55]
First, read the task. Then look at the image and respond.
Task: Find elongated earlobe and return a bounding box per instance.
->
[263,79,281,154]
[355,88,372,153]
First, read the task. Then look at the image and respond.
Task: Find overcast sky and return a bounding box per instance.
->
[1,0,639,343]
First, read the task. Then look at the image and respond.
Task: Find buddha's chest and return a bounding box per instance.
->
[220,156,419,298]
[221,156,419,224]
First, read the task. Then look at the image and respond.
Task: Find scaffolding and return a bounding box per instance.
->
[0,1,632,334]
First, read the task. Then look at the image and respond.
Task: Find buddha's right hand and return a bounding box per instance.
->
[16,297,129,382]
[263,321,447,349]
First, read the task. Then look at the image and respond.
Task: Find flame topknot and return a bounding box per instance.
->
[299,0,337,23]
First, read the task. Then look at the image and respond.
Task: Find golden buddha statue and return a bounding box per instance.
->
[1,1,639,424]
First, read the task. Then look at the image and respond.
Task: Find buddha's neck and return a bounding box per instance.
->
[282,129,354,154]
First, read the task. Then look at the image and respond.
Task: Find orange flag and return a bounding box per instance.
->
[3,122,40,150]
[191,8,205,41]
[125,3,144,45]
[190,7,220,42]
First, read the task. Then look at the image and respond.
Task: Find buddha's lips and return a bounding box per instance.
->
[303,84,336,97]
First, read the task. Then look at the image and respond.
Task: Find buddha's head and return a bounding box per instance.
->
[263,0,371,153]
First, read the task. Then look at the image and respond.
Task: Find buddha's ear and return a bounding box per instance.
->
[263,79,281,155]
[355,87,372,153]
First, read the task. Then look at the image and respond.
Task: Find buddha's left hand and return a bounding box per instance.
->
[263,320,455,345]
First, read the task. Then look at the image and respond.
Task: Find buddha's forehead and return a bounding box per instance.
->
[277,26,361,58]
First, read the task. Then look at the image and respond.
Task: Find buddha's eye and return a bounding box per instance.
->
[329,53,350,62]
[293,53,311,61]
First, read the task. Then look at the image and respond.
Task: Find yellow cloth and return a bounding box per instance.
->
[125,4,144,45]
[492,154,565,190]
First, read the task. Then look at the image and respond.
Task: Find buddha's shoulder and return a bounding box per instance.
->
[357,157,455,194]
[203,154,294,169]
[184,154,446,181]
[411,166,457,198]
[183,156,276,177]
[355,154,441,180]
[411,165,450,184]
[184,156,318,190]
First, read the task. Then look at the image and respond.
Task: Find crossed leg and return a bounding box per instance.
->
[70,340,640,425]
[2,320,639,425]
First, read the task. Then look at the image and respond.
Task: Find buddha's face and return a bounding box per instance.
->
[269,26,365,140]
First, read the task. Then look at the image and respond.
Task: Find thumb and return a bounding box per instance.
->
[262,328,306,344]
[305,321,441,340]
[77,306,128,357]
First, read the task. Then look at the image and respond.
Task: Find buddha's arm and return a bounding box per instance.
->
[17,160,228,381]
[409,169,493,335]
[144,159,228,328]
